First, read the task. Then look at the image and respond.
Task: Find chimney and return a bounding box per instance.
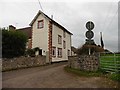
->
[9,25,16,31]
[51,15,53,20]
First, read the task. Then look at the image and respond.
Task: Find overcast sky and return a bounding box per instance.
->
[0,0,119,52]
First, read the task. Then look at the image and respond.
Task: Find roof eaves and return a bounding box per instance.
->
[29,10,73,35]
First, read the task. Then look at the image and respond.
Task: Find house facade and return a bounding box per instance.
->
[14,10,72,62]
[29,10,72,62]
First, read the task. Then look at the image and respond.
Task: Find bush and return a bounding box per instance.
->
[77,44,104,55]
[25,47,40,57]
[25,49,35,57]
[2,29,27,58]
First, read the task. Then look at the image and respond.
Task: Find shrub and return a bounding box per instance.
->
[25,49,35,57]
[77,44,104,55]
[2,29,27,58]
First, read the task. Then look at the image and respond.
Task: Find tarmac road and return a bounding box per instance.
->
[2,62,119,88]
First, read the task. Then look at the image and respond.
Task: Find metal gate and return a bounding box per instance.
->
[100,52,120,73]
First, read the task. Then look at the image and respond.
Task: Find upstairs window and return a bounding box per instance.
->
[63,40,66,49]
[63,31,66,38]
[37,20,44,29]
[58,35,62,44]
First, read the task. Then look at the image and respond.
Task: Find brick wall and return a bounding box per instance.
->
[68,55,99,71]
[48,21,52,63]
[2,55,46,71]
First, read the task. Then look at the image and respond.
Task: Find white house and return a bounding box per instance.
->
[15,10,72,63]
[29,10,73,62]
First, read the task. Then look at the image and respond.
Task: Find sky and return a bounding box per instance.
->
[0,0,119,52]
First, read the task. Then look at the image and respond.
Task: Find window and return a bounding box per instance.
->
[52,47,56,57]
[58,35,62,44]
[68,50,70,56]
[63,31,66,38]
[58,48,62,58]
[37,20,44,29]
[63,40,66,49]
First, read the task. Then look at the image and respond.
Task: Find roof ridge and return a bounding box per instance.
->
[30,10,73,35]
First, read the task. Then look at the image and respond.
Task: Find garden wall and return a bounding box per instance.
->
[68,55,99,71]
[2,55,46,71]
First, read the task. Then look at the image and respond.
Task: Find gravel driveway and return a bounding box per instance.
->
[2,62,119,88]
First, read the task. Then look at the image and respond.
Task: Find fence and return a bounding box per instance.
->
[100,52,120,73]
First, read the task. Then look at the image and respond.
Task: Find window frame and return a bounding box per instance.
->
[58,35,62,44]
[63,31,66,38]
[57,48,62,58]
[52,47,56,57]
[63,40,66,49]
[37,20,44,29]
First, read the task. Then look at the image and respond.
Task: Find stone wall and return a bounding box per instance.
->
[2,55,46,71]
[68,55,99,71]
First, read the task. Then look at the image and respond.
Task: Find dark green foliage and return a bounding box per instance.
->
[25,49,35,57]
[25,47,40,57]
[77,44,104,55]
[2,29,27,58]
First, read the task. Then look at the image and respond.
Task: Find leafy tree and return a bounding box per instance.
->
[2,29,28,58]
[77,44,104,55]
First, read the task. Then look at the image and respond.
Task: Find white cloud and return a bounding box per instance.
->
[0,1,118,52]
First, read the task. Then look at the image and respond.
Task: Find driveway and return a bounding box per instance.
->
[2,62,119,88]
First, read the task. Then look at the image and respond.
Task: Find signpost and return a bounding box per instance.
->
[85,21,95,55]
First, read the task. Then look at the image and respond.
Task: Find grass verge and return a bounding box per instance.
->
[64,66,120,82]
[64,66,104,77]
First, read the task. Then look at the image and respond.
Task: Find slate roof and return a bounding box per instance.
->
[17,27,32,39]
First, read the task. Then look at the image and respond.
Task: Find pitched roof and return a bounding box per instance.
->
[17,27,32,39]
[29,10,73,35]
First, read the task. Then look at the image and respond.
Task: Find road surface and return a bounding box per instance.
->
[2,62,119,88]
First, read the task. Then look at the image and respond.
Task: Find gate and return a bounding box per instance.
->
[100,52,120,73]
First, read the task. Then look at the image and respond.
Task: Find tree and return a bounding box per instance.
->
[2,29,28,58]
[77,44,104,55]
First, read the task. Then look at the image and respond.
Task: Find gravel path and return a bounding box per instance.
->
[2,62,119,88]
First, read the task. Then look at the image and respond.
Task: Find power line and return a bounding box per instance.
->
[38,0,43,11]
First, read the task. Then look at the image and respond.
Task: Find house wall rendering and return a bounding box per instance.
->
[52,24,71,62]
[19,10,73,62]
[32,13,49,56]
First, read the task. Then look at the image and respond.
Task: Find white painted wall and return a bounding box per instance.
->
[32,13,49,55]
[52,24,71,62]
[32,13,72,62]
